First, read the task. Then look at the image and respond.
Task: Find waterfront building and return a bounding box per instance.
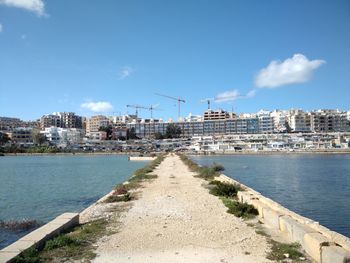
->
[309,109,349,132]
[270,110,288,133]
[287,109,311,132]
[0,117,23,131]
[88,131,107,141]
[9,127,34,145]
[58,112,83,129]
[40,127,84,145]
[40,114,61,129]
[257,110,274,133]
[203,109,230,120]
[40,112,83,130]
[86,115,110,135]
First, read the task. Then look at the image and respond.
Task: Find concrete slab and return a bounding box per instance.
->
[321,245,350,263]
[1,240,36,253]
[250,199,268,219]
[0,251,21,263]
[0,212,79,262]
[331,233,350,252]
[262,208,282,230]
[56,212,79,220]
[279,215,295,238]
[303,232,330,262]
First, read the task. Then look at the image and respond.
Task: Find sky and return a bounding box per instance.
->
[0,0,349,121]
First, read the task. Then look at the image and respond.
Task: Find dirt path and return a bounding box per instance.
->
[93,154,272,263]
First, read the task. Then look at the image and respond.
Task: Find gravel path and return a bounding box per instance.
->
[93,154,272,263]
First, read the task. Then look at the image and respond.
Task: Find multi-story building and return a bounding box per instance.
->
[270,110,288,133]
[40,127,84,145]
[88,131,107,141]
[9,128,34,145]
[287,110,311,132]
[203,109,230,120]
[40,112,83,130]
[0,117,24,131]
[86,115,109,135]
[257,110,273,133]
[310,110,349,132]
[40,114,61,129]
[58,112,83,129]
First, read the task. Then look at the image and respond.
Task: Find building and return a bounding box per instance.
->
[9,128,34,145]
[88,131,107,141]
[287,110,311,132]
[40,114,61,129]
[270,110,288,133]
[59,112,83,129]
[40,112,83,130]
[310,109,349,132]
[203,109,230,120]
[257,110,273,133]
[0,117,24,131]
[86,115,110,135]
[40,127,84,145]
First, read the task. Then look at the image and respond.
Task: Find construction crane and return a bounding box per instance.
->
[200,97,214,110]
[155,93,185,119]
[126,104,149,119]
[126,104,162,119]
[148,104,163,119]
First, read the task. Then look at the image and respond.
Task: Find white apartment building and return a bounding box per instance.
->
[257,110,273,133]
[40,127,84,145]
[287,110,311,132]
[270,110,288,133]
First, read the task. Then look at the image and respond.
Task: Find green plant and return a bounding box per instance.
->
[40,219,108,261]
[13,247,40,263]
[211,163,225,172]
[266,240,304,261]
[221,198,258,219]
[114,184,128,195]
[209,181,241,197]
[44,235,80,251]
[105,192,132,203]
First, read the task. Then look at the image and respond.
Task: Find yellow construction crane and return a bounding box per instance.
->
[155,93,185,119]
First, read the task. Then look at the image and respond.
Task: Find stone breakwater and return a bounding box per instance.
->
[0,213,79,263]
[217,174,350,263]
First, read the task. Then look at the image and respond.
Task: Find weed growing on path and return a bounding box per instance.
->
[14,219,109,262]
[267,240,304,261]
[209,180,242,197]
[221,197,258,219]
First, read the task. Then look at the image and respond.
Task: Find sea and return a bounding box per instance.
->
[192,154,350,238]
[0,155,148,249]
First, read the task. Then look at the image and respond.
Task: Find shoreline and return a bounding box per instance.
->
[188,149,350,155]
[2,149,350,157]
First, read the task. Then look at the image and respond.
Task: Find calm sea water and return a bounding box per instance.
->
[192,154,350,238]
[0,155,148,249]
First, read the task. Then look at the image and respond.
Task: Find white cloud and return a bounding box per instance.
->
[215,89,256,103]
[215,90,241,103]
[255,54,325,88]
[81,101,113,113]
[0,23,2,32]
[118,66,133,80]
[246,89,256,98]
[0,0,46,16]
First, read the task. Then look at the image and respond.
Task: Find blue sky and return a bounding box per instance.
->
[0,0,349,121]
